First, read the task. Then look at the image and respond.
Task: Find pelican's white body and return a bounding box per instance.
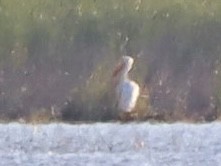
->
[113,56,140,112]
[116,79,139,112]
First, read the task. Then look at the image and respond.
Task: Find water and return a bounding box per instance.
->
[0,122,220,166]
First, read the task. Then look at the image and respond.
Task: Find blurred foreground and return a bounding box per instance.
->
[0,122,221,166]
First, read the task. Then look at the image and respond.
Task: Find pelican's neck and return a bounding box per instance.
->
[119,68,130,83]
[113,56,134,86]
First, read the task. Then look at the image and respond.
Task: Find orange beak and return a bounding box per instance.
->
[112,62,124,78]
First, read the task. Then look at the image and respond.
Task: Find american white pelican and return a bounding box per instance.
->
[112,56,140,120]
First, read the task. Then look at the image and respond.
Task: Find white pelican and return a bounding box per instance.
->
[112,56,140,120]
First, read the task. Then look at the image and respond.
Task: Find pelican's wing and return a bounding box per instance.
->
[118,81,139,112]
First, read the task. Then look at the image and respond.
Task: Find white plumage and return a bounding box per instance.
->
[112,56,140,113]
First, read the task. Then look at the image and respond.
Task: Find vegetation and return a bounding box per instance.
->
[0,0,221,122]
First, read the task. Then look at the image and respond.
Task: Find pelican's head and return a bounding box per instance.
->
[112,56,134,78]
[121,56,134,72]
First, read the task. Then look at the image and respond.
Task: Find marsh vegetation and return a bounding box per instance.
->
[0,0,221,122]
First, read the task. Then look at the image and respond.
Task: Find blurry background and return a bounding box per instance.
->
[0,0,221,122]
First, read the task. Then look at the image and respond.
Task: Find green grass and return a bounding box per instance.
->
[0,0,221,122]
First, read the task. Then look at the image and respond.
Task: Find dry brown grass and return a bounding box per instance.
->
[27,108,58,123]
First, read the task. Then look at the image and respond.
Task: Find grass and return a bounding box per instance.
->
[0,0,221,122]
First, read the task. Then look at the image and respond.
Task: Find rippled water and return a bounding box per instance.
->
[0,122,221,166]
